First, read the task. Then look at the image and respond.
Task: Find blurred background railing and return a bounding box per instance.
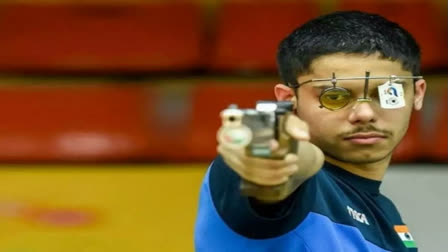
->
[0,0,445,164]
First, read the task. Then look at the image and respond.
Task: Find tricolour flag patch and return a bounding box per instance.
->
[394,225,417,248]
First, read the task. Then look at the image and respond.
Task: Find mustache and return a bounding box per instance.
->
[338,125,393,138]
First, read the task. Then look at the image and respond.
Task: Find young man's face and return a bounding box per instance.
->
[275,53,426,164]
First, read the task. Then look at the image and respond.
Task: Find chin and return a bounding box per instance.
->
[327,150,393,164]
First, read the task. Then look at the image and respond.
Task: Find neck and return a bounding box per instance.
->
[324,154,391,181]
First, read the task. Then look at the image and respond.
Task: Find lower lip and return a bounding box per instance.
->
[346,137,385,144]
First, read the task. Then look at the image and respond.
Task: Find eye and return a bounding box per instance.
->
[326,94,346,100]
[321,89,351,102]
[319,88,352,110]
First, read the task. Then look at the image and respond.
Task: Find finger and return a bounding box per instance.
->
[251,176,289,186]
[250,166,296,186]
[267,163,298,178]
[217,145,244,167]
[285,115,310,141]
[247,163,298,185]
[219,143,298,169]
[247,170,290,186]
[284,153,299,163]
[218,144,265,180]
[247,153,298,170]
[218,144,245,159]
[218,144,299,184]
[263,164,298,178]
[219,149,251,179]
[269,139,279,151]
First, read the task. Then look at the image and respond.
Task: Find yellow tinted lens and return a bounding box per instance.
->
[320,88,351,110]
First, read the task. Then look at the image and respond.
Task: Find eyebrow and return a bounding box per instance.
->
[313,85,335,90]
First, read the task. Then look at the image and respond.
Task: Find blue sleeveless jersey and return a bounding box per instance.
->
[194,156,418,252]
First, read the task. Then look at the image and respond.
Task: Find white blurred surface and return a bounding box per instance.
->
[382,164,448,252]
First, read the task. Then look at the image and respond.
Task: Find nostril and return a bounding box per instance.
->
[348,103,377,124]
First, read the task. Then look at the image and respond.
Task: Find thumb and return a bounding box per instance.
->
[284,114,310,141]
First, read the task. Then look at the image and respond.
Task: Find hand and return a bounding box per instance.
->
[217,114,311,186]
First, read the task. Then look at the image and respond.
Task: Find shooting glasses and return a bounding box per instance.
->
[287,72,423,111]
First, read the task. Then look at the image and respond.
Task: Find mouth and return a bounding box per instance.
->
[343,132,387,145]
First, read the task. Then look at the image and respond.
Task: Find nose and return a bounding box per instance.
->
[348,101,377,124]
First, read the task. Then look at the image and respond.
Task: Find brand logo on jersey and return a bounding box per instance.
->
[347,206,370,225]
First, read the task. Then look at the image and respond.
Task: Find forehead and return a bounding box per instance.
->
[297,53,412,86]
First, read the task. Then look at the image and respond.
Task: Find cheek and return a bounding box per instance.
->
[297,91,321,114]
[403,86,416,109]
[380,108,413,137]
[309,123,334,143]
[298,107,340,141]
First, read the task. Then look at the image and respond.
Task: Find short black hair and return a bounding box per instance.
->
[277,11,421,86]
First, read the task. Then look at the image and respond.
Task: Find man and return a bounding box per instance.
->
[195,11,426,251]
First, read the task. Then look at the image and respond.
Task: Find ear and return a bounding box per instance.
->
[275,83,296,101]
[413,79,426,111]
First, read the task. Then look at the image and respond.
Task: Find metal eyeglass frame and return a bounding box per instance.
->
[287,72,423,111]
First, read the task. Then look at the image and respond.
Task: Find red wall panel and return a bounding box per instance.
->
[0,3,203,73]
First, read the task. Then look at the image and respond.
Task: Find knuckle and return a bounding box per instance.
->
[252,177,266,185]
[240,155,250,165]
[283,166,298,176]
[267,160,283,169]
[266,177,287,186]
[241,167,254,178]
[265,170,285,182]
[284,153,298,163]
[256,172,275,185]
